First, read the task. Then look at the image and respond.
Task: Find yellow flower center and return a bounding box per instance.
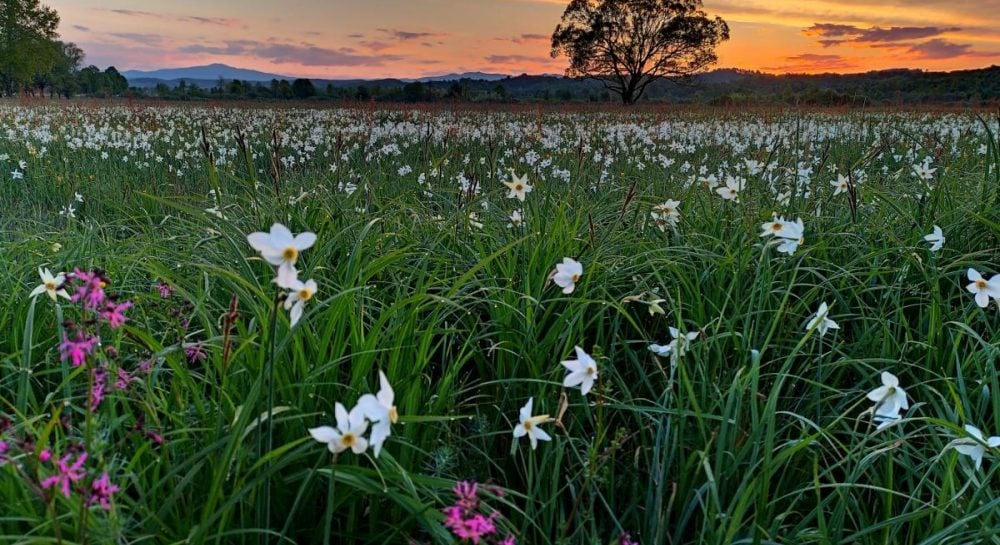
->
[282,247,298,261]
[586,366,595,376]
[341,433,356,447]
[45,280,56,290]
[298,288,313,301]
[523,420,533,430]
[976,279,987,289]
[514,184,523,191]
[770,223,782,232]
[571,274,580,283]
[99,281,107,288]
[389,406,399,424]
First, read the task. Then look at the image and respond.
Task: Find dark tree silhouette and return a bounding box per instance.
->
[551,0,729,104]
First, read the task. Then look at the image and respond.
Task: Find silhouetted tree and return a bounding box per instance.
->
[0,0,61,95]
[551,0,729,104]
[292,78,316,98]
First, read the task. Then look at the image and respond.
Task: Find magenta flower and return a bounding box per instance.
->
[41,452,88,499]
[100,300,133,329]
[90,367,108,413]
[59,332,99,367]
[114,368,135,390]
[69,269,108,310]
[619,533,639,545]
[157,281,174,298]
[185,343,208,364]
[88,472,119,509]
[39,449,52,462]
[442,480,511,544]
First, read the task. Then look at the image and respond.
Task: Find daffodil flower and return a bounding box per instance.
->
[247,223,316,278]
[357,370,398,458]
[280,275,317,327]
[309,402,369,455]
[29,268,70,301]
[805,302,839,337]
[503,173,532,201]
[551,257,583,294]
[866,372,909,429]
[954,424,1000,470]
[561,346,598,396]
[513,397,551,450]
[923,225,944,252]
[965,268,1000,308]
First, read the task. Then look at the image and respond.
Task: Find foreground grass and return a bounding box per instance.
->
[1,104,999,544]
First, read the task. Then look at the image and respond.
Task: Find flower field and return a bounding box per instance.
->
[1,103,999,544]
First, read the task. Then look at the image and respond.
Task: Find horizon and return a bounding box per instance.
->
[45,0,1000,79]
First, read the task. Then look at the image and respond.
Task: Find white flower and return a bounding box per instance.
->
[357,370,398,458]
[59,204,76,218]
[512,397,551,450]
[247,223,316,278]
[953,424,1000,470]
[280,272,317,327]
[561,346,598,396]
[11,169,23,180]
[760,217,804,255]
[503,173,532,201]
[831,174,849,196]
[805,302,839,337]
[965,268,1000,308]
[551,257,583,294]
[74,192,84,203]
[716,176,743,202]
[649,326,699,365]
[507,209,524,228]
[29,268,70,301]
[866,372,909,429]
[923,225,944,252]
[913,162,936,181]
[309,402,369,455]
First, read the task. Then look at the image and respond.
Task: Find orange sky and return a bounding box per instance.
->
[45,0,1000,78]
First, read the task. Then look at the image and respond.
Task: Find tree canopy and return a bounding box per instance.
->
[551,0,729,104]
[0,0,91,97]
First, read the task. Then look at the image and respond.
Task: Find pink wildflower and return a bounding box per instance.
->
[69,269,108,310]
[41,452,88,498]
[39,449,52,462]
[89,368,107,413]
[114,368,134,390]
[88,472,119,509]
[185,343,208,364]
[620,533,639,545]
[100,300,133,329]
[59,332,99,367]
[157,281,174,298]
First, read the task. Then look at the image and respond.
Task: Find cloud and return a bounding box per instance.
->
[763,53,857,72]
[110,33,166,46]
[485,54,557,65]
[497,33,550,44]
[376,28,446,41]
[803,23,960,44]
[73,25,90,32]
[105,9,240,28]
[179,40,404,67]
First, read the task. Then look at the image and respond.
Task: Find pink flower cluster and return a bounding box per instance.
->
[38,449,119,510]
[442,481,515,545]
[59,332,99,367]
[68,269,108,310]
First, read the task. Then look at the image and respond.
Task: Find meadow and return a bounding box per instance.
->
[0,101,998,544]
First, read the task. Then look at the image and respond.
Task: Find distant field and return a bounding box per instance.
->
[1,103,998,544]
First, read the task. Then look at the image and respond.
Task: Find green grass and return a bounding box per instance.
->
[0,103,999,544]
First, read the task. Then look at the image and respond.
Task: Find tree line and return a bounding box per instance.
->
[0,0,127,97]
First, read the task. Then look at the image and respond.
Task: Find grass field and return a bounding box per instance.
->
[1,102,999,544]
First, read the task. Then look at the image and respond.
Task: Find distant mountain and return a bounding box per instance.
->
[416,72,510,82]
[122,64,291,82]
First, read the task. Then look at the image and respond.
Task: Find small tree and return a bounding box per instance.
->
[551,0,729,104]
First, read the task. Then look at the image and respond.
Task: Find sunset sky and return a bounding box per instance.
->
[45,0,1000,78]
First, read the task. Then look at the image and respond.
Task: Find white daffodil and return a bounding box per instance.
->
[716,176,743,202]
[247,223,317,277]
[650,199,681,231]
[309,402,369,455]
[357,370,398,458]
[760,217,805,255]
[805,302,839,337]
[923,225,944,252]
[913,162,936,181]
[954,424,1000,470]
[281,276,317,327]
[512,397,551,450]
[866,372,909,429]
[503,173,532,201]
[29,268,70,301]
[507,209,524,228]
[965,268,1000,308]
[551,257,583,294]
[831,174,849,196]
[561,346,598,396]
[649,326,699,361]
